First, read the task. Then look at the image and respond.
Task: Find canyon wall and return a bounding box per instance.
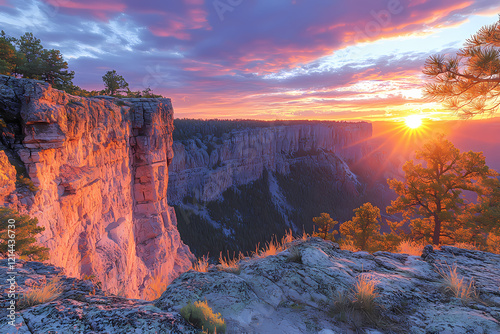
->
[0,76,193,298]
[168,122,372,204]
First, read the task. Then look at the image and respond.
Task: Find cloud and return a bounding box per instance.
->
[1,0,499,120]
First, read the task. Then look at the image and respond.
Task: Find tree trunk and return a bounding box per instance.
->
[433,216,441,245]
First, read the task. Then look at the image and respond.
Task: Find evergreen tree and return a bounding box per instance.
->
[16,32,45,79]
[41,49,74,90]
[0,207,49,261]
[340,203,381,252]
[0,31,23,76]
[102,70,128,96]
[423,15,500,117]
[312,212,338,241]
[387,136,498,245]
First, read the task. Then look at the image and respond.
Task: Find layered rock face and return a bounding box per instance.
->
[168,123,371,203]
[0,76,193,298]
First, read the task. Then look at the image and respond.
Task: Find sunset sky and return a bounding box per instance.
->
[1,0,500,121]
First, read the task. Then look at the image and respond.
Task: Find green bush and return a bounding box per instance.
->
[17,175,38,192]
[180,300,226,334]
[0,207,49,260]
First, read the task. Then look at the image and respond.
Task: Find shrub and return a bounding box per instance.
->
[0,207,49,261]
[436,264,478,303]
[193,254,210,272]
[180,300,226,334]
[286,246,302,264]
[19,276,62,309]
[397,239,424,256]
[144,270,167,301]
[17,175,38,192]
[339,239,359,252]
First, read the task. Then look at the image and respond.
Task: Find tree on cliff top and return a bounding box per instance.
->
[387,135,498,245]
[423,15,500,118]
[102,70,129,96]
[0,207,49,261]
[0,31,23,76]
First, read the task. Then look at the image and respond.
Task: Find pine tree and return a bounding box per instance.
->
[41,49,74,90]
[102,70,129,96]
[423,15,500,117]
[312,213,338,241]
[340,203,381,252]
[0,207,49,261]
[387,136,498,245]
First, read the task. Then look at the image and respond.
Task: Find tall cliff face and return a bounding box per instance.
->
[168,123,371,204]
[0,75,193,298]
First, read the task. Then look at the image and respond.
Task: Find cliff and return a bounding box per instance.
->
[168,122,371,204]
[0,75,193,298]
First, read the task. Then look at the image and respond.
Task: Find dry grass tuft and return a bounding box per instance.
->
[193,254,210,272]
[19,277,63,309]
[352,274,379,314]
[339,240,359,252]
[181,300,226,334]
[397,239,424,256]
[144,270,168,301]
[436,264,478,302]
[450,242,479,251]
[218,251,244,273]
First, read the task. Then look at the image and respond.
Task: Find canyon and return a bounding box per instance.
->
[0,75,192,298]
[168,121,372,204]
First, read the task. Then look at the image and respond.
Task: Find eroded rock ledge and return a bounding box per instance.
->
[0,75,193,298]
[157,238,500,334]
[1,239,499,333]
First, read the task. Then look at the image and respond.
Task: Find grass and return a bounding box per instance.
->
[144,270,168,301]
[329,273,384,329]
[449,242,479,251]
[397,239,424,256]
[218,251,244,274]
[351,274,379,314]
[339,240,359,252]
[19,277,63,309]
[436,264,478,303]
[286,246,303,264]
[193,254,210,272]
[180,300,226,334]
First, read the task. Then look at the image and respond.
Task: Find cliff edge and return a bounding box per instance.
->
[0,75,193,298]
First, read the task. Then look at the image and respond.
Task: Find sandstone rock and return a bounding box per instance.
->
[157,238,500,334]
[0,151,16,201]
[0,76,193,298]
[0,260,197,334]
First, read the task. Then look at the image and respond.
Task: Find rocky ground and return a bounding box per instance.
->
[157,238,500,334]
[1,238,499,333]
[0,260,197,333]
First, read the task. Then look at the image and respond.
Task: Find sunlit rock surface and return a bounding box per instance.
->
[0,260,197,334]
[0,75,193,298]
[157,238,500,334]
[168,122,371,203]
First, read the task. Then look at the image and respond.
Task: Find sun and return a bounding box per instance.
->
[405,115,423,129]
